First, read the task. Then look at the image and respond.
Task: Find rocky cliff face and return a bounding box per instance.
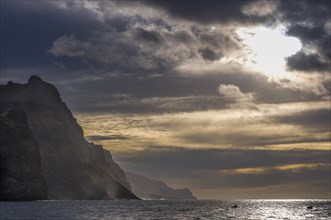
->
[0,76,138,200]
[126,171,196,200]
[0,109,47,201]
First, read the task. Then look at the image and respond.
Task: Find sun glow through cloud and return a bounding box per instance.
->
[236,26,302,78]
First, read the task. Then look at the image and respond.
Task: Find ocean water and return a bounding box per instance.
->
[0,200,330,220]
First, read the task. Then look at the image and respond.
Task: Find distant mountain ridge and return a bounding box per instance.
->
[0,76,138,200]
[126,171,196,200]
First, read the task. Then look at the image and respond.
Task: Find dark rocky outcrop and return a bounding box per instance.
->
[126,171,196,200]
[0,109,47,201]
[0,76,138,200]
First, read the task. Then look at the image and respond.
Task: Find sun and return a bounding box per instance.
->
[236,26,302,78]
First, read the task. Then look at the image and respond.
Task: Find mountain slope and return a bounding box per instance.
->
[0,109,47,201]
[0,76,138,200]
[126,171,196,200]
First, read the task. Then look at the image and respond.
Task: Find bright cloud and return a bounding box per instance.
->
[218,84,254,102]
[236,26,302,78]
[76,100,330,153]
[218,163,329,175]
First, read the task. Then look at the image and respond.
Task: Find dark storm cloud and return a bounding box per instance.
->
[49,27,190,73]
[116,147,330,189]
[86,135,130,141]
[286,52,330,72]
[280,0,331,73]
[274,108,331,131]
[105,14,132,32]
[279,0,330,26]
[56,70,324,114]
[48,15,242,75]
[134,27,164,43]
[198,47,221,61]
[287,25,325,42]
[141,0,269,24]
[0,1,105,71]
[2,0,326,113]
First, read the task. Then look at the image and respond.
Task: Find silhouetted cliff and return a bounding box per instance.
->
[126,171,196,200]
[0,109,47,201]
[0,76,138,200]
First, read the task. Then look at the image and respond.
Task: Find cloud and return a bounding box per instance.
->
[85,135,130,141]
[286,51,329,72]
[0,0,107,70]
[49,33,158,71]
[3,0,328,105]
[48,14,241,74]
[49,34,92,57]
[134,27,164,43]
[46,66,326,114]
[2,0,330,199]
[218,84,254,102]
[198,47,221,61]
[218,163,328,174]
[70,94,228,114]
[241,0,278,16]
[287,25,325,42]
[75,100,330,153]
[280,0,331,73]
[275,108,331,132]
[142,0,271,25]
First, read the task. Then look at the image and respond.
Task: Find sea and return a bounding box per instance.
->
[0,200,330,219]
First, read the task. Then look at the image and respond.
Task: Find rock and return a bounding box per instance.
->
[0,76,138,200]
[126,171,196,200]
[0,109,47,201]
[103,149,132,191]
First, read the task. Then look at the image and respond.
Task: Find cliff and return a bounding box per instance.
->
[0,76,138,200]
[126,171,196,200]
[0,109,47,201]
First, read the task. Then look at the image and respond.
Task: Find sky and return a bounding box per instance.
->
[1,0,330,199]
